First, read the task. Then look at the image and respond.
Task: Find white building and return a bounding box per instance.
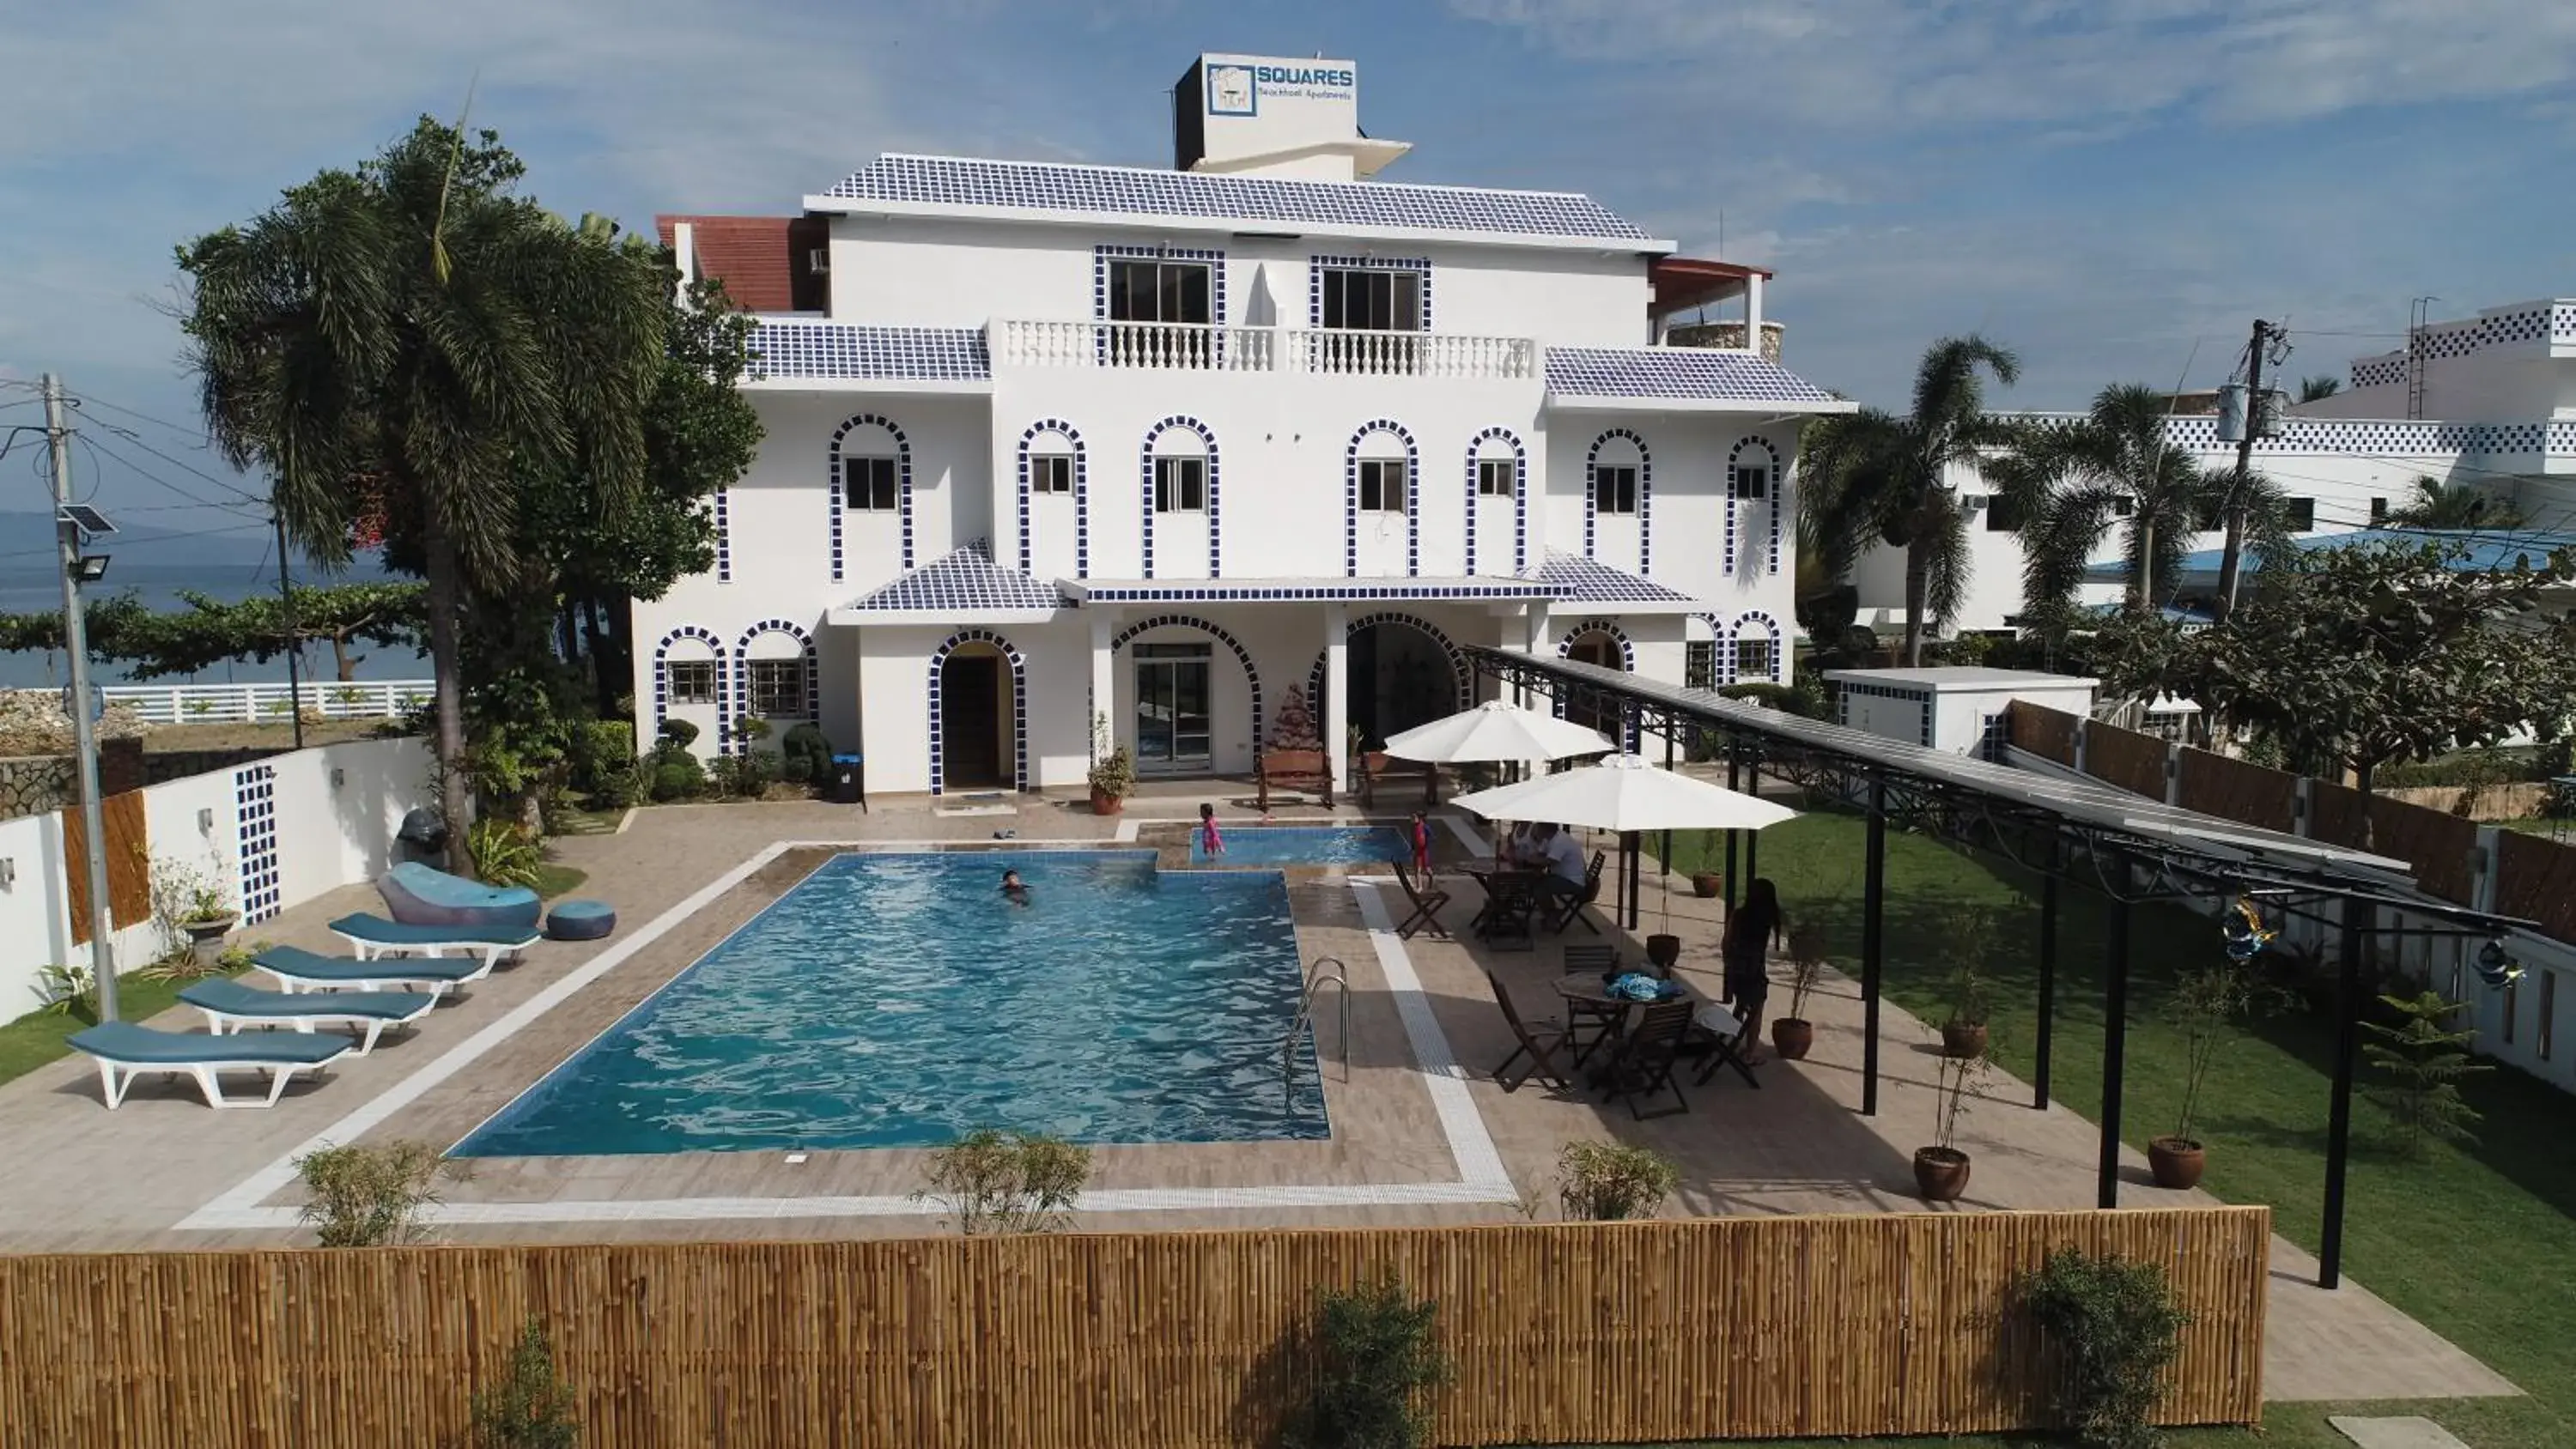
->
[1856,298,2576,636]
[634,53,1849,796]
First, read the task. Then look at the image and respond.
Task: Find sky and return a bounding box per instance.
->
[3,0,2572,546]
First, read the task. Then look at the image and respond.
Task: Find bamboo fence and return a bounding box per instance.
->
[0,1208,2269,1447]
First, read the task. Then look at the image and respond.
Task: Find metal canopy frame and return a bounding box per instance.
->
[1469,647,2532,1289]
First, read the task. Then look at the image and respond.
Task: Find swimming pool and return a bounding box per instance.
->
[455,851,1326,1156]
[1194,825,1409,868]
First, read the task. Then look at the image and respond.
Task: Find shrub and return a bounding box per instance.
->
[1284,1273,1451,1449]
[2020,1249,2190,1449]
[1555,1142,1677,1221]
[295,1140,464,1247]
[914,1129,1091,1235]
[35,962,92,1016]
[651,757,704,803]
[781,723,831,787]
[467,819,545,889]
[654,718,700,756]
[470,1318,580,1449]
[571,719,634,795]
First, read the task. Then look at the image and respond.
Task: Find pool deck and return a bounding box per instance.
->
[0,785,2518,1406]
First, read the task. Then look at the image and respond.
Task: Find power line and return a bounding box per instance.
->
[74,433,268,520]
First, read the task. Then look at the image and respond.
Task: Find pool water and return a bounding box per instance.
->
[1194,825,1409,868]
[455,851,1326,1157]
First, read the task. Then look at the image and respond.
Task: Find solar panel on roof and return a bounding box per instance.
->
[1545,348,1838,404]
[820,155,1654,242]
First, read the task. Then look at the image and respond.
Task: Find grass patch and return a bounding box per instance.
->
[531,863,587,900]
[0,964,252,1089]
[1650,810,2576,1448]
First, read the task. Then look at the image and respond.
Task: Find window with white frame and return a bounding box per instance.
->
[1593,464,1639,515]
[1477,457,1516,497]
[1030,452,1073,494]
[847,455,898,512]
[665,659,718,705]
[1730,463,1769,500]
[1732,635,1775,682]
[1358,458,1407,513]
[1685,641,1716,691]
[744,658,805,718]
[1154,456,1206,512]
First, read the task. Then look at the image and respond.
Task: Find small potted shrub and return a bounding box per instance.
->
[1770,925,1829,1061]
[2150,957,2273,1190]
[1914,1034,1990,1203]
[174,884,240,967]
[154,854,239,969]
[1690,870,1724,898]
[1556,1142,1678,1221]
[2020,1248,2190,1449]
[1087,712,1134,816]
[1938,907,1996,1059]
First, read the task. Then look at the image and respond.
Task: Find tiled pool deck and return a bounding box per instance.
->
[0,785,2518,1405]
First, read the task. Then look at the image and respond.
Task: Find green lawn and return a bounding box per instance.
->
[1644,811,2576,1448]
[531,862,588,899]
[0,963,252,1088]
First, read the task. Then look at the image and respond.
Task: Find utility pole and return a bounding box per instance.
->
[275,509,304,750]
[2213,318,2281,622]
[47,374,119,1023]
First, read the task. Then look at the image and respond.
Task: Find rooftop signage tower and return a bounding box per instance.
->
[1172,52,1411,182]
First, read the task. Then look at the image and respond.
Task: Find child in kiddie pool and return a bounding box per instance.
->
[1199,802,1224,858]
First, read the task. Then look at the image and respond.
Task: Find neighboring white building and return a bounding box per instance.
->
[1855,298,2576,636]
[635,53,1849,796]
[1823,666,2097,758]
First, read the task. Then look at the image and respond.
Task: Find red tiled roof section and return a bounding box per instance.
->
[655,215,831,312]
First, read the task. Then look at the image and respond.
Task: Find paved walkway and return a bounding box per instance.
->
[0,789,2519,1404]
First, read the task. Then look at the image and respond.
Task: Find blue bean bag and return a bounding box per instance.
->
[377,861,543,935]
[547,899,617,942]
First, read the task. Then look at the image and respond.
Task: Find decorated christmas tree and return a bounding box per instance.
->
[1269,685,1324,751]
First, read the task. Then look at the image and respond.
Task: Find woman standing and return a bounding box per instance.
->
[1722,878,1785,1064]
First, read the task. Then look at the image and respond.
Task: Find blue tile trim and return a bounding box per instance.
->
[830,412,914,580]
[1015,418,1086,575]
[1095,243,1229,364]
[1108,614,1265,748]
[1140,416,1220,579]
[1344,418,1421,578]
[1584,428,1650,566]
[651,624,726,751]
[714,488,731,584]
[1308,253,1433,332]
[1464,427,1527,576]
[1726,609,1784,685]
[927,628,1030,796]
[1554,617,1640,748]
[234,763,279,925]
[732,618,819,755]
[1305,612,1472,733]
[1726,436,1782,577]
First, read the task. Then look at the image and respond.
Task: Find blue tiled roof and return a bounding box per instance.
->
[1546,348,1838,404]
[818,155,1655,243]
[1066,577,1553,603]
[1528,551,1695,603]
[750,322,991,384]
[846,541,1065,613]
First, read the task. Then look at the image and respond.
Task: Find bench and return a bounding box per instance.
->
[1356,750,1438,809]
[1255,749,1334,810]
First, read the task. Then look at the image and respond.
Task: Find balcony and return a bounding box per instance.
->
[993,319,1537,380]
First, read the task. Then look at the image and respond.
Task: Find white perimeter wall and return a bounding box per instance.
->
[0,737,430,1021]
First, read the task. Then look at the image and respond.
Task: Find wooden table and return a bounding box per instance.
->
[1551,975,1758,1090]
[1465,870,1546,950]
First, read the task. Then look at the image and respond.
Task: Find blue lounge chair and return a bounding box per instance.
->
[376,862,543,935]
[69,1022,352,1109]
[255,944,496,998]
[328,913,538,970]
[179,978,437,1055]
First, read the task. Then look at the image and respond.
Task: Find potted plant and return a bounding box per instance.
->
[1914,1036,1991,1203]
[1938,906,1996,1059]
[1086,712,1134,816]
[175,882,239,967]
[2150,957,2273,1190]
[1771,925,1829,1061]
[152,853,239,971]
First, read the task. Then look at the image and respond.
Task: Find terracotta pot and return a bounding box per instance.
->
[1912,1146,1971,1203]
[1940,1021,1988,1059]
[1771,1018,1814,1061]
[1089,789,1125,817]
[1645,934,1682,972]
[1690,872,1724,899]
[2148,1137,2206,1191]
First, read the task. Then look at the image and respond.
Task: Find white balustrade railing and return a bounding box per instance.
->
[993,320,1534,380]
[100,679,434,726]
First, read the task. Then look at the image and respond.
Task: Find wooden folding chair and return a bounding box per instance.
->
[1606,998,1697,1119]
[1558,944,1625,1064]
[1484,970,1574,1093]
[1690,1001,1762,1089]
[1542,852,1607,937]
[1389,859,1454,941]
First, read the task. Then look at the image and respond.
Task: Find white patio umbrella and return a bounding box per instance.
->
[1382,700,1616,765]
[1449,753,1796,931]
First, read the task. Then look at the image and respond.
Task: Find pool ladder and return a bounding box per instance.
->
[1284,956,1352,1103]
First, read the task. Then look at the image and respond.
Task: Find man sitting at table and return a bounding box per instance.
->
[1534,824,1587,902]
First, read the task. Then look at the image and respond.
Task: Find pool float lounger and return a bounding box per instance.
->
[376,861,543,936]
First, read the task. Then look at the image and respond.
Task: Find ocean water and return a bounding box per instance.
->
[454,851,1328,1156]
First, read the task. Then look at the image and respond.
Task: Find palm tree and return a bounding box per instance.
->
[2297,375,2342,403]
[1799,336,2021,664]
[2383,476,2524,530]
[176,120,668,870]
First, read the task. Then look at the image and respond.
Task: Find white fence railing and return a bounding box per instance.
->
[100,679,434,725]
[993,320,1536,380]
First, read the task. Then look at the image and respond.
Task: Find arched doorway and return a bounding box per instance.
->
[938,641,1014,789]
[1561,627,1626,737]
[1310,616,1466,751]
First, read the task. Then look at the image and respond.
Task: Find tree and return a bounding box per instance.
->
[125,584,423,682]
[2382,475,2524,530]
[177,120,670,871]
[1800,336,2020,665]
[2296,374,2342,403]
[2363,990,2490,1158]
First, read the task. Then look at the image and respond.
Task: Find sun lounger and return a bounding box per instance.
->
[254,944,495,998]
[327,913,537,968]
[69,1021,352,1109]
[179,978,437,1055]
[376,861,543,934]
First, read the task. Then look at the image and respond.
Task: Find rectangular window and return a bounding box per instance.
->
[1733,637,1775,682]
[665,660,718,706]
[1593,464,1638,515]
[1108,259,1212,325]
[1730,464,1769,500]
[1985,495,2026,532]
[2369,496,2390,522]
[1685,641,1716,692]
[2286,496,2317,531]
[2111,495,2136,518]
[1320,267,1424,331]
[1477,458,1516,497]
[745,659,805,718]
[1357,459,1407,513]
[847,456,898,512]
[1154,456,1206,512]
[1030,454,1073,495]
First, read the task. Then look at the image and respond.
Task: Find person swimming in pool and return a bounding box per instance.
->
[999,869,1030,906]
